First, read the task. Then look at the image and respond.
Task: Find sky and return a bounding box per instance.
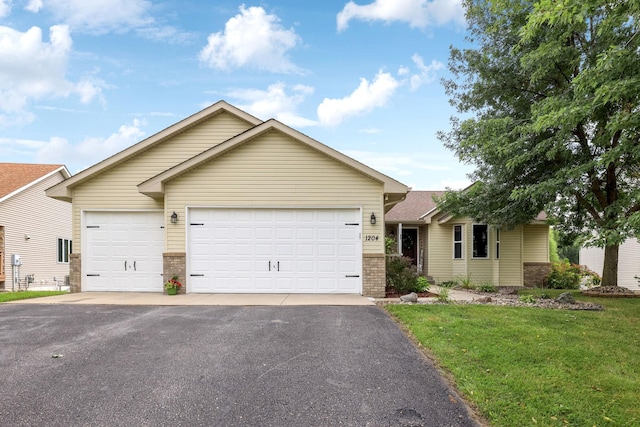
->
[0,0,474,190]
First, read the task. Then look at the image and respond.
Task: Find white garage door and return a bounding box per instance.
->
[188,208,362,293]
[84,211,164,292]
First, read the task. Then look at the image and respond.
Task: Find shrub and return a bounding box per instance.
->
[475,283,497,293]
[439,280,458,288]
[437,287,451,303]
[519,294,536,303]
[457,274,474,289]
[386,255,420,294]
[415,276,431,293]
[544,261,582,289]
[385,236,397,254]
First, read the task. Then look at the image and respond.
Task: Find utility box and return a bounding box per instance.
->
[11,254,21,266]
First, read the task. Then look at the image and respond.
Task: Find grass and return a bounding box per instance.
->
[386,291,640,427]
[0,290,66,303]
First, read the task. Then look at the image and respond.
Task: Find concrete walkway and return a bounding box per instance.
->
[7,292,376,306]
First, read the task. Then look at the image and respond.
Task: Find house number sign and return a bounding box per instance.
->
[364,235,380,241]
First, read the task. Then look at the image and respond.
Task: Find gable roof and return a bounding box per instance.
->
[0,163,70,203]
[46,101,263,201]
[138,118,409,198]
[385,190,445,223]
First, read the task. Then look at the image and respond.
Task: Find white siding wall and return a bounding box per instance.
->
[71,112,254,251]
[0,172,71,289]
[165,130,385,254]
[580,239,640,290]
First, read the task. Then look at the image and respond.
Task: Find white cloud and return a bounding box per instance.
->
[199,5,301,73]
[337,0,465,32]
[35,119,146,171]
[0,25,103,126]
[30,0,153,34]
[317,71,399,126]
[24,0,42,13]
[0,0,11,17]
[344,150,450,176]
[226,82,317,127]
[406,54,444,90]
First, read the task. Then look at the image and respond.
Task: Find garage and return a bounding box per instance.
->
[84,211,164,292]
[188,208,362,293]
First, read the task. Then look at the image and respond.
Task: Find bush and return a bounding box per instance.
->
[544,261,582,289]
[386,255,420,294]
[457,274,474,289]
[415,276,431,293]
[475,283,497,293]
[440,280,458,288]
[519,294,536,303]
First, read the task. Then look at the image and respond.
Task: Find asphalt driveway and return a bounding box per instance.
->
[0,304,480,426]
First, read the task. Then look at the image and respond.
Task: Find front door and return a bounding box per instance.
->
[402,228,418,266]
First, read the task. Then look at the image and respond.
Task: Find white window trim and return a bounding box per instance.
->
[472,223,489,259]
[57,237,72,264]
[453,224,463,260]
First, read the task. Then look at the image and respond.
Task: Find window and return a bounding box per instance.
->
[495,229,500,259]
[57,238,72,263]
[472,224,488,258]
[453,225,463,259]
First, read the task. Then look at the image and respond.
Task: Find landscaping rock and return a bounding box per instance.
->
[474,296,492,303]
[400,292,418,303]
[555,292,576,304]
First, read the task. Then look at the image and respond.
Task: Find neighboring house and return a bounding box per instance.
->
[580,240,640,291]
[0,163,72,290]
[46,101,409,297]
[385,190,551,287]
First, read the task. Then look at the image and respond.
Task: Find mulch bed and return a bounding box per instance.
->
[582,286,639,298]
[385,290,438,299]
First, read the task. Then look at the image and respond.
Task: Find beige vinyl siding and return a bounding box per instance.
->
[165,130,385,253]
[498,226,523,286]
[0,172,71,287]
[71,112,254,250]
[427,221,455,282]
[523,225,549,262]
[580,239,640,290]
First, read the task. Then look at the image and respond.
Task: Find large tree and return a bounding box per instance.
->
[438,0,640,286]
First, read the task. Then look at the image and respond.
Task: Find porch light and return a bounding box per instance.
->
[170,211,178,224]
[370,212,376,225]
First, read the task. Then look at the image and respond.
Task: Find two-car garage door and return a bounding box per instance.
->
[188,208,362,293]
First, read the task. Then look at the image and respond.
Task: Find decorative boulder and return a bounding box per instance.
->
[400,292,418,303]
[475,296,492,303]
[555,292,576,304]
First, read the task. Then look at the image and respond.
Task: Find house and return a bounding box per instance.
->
[0,163,72,290]
[580,239,640,291]
[385,190,551,287]
[46,101,409,297]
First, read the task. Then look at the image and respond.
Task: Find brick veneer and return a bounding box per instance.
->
[163,252,186,295]
[363,253,385,297]
[69,253,81,293]
[523,262,552,288]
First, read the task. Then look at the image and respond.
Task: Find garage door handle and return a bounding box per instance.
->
[277,261,280,271]
[124,261,127,270]
[268,261,271,271]
[190,274,204,277]
[133,261,136,271]
[87,274,100,277]
[345,275,360,278]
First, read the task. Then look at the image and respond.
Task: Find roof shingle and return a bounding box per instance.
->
[0,163,64,199]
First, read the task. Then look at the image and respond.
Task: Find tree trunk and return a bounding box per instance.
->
[600,244,619,287]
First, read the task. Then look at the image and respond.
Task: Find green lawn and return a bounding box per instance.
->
[386,291,639,427]
[0,290,67,303]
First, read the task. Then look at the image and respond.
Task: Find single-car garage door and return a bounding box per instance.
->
[84,211,164,292]
[188,208,362,293]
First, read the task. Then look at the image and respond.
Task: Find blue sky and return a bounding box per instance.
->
[0,0,473,190]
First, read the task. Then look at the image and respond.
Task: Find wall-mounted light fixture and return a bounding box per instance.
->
[370,212,376,225]
[170,211,178,224]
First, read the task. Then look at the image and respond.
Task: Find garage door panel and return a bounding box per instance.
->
[188,208,361,294]
[84,211,163,292]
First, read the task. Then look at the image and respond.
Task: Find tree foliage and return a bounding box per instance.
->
[438,0,640,285]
